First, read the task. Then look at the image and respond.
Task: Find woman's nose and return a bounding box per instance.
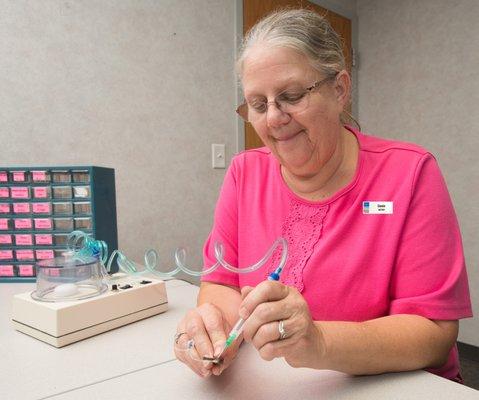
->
[266,102,291,128]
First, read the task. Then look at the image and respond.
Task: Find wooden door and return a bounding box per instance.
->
[243,0,352,150]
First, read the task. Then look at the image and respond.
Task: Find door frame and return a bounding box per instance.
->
[234,0,359,152]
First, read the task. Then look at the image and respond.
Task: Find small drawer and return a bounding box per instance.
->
[74,202,91,214]
[31,170,51,183]
[32,202,52,214]
[18,264,35,277]
[0,250,14,260]
[35,233,53,245]
[10,187,31,199]
[16,249,35,261]
[35,249,55,260]
[13,202,31,214]
[33,186,52,199]
[53,202,73,215]
[53,233,69,246]
[73,186,90,198]
[0,171,8,183]
[14,218,33,230]
[53,186,72,199]
[0,218,12,230]
[11,170,29,183]
[0,187,9,198]
[0,203,10,214]
[34,218,53,230]
[72,170,90,183]
[52,170,71,183]
[0,234,12,245]
[74,217,92,230]
[53,217,73,230]
[0,264,15,276]
[15,234,33,246]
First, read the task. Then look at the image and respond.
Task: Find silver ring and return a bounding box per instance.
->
[174,332,187,344]
[278,320,287,340]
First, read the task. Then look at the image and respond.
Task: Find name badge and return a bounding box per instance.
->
[363,201,393,214]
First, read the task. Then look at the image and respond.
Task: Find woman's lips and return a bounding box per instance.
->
[274,129,304,142]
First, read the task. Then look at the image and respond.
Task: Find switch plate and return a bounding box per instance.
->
[212,144,226,169]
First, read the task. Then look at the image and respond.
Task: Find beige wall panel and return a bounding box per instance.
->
[358,0,479,346]
[0,0,237,283]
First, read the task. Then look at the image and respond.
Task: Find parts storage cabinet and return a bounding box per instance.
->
[0,166,118,282]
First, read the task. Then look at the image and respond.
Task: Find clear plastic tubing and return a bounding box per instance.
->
[66,231,288,280]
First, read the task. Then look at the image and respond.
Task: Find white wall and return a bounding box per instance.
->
[357,0,479,346]
[0,0,237,282]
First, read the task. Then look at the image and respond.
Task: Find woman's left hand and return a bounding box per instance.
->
[239,281,324,368]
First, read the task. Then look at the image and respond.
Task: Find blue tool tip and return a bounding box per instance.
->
[268,272,280,281]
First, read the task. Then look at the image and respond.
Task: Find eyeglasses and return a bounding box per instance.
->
[236,75,336,123]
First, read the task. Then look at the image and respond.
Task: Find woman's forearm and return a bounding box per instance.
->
[315,315,458,375]
[197,282,243,329]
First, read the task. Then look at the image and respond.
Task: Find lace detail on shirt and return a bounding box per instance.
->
[267,199,329,292]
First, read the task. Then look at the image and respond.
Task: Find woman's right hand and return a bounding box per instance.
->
[174,302,240,377]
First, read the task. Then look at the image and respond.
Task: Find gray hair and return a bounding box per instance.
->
[237,9,345,78]
[237,9,359,128]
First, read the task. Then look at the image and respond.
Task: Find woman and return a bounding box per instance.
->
[174,9,472,381]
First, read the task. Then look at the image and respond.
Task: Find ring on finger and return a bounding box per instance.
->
[174,331,187,344]
[278,320,287,340]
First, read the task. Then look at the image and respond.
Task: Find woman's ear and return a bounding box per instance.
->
[334,70,351,108]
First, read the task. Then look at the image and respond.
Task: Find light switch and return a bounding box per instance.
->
[212,144,226,169]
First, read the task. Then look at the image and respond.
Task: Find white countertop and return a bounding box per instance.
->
[1,279,477,400]
[0,279,196,400]
[47,344,479,400]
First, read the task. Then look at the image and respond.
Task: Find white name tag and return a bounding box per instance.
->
[363,201,393,214]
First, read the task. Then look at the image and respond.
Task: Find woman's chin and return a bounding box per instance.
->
[277,153,315,176]
[272,141,312,167]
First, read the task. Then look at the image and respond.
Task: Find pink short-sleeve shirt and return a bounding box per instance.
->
[201,127,472,380]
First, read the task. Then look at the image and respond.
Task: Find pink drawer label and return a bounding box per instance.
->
[0,265,14,276]
[36,249,54,260]
[0,204,10,213]
[14,219,32,229]
[33,187,49,198]
[11,187,29,199]
[13,203,31,213]
[34,218,52,229]
[16,249,35,260]
[35,234,53,245]
[0,188,9,198]
[32,171,47,181]
[0,234,12,244]
[0,172,7,182]
[18,264,34,276]
[13,171,26,182]
[0,250,13,259]
[0,219,9,230]
[15,234,33,246]
[32,203,51,214]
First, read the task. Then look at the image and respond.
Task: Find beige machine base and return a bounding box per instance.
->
[12,275,168,347]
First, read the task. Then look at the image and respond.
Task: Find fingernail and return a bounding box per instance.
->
[214,345,224,357]
[239,307,248,319]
